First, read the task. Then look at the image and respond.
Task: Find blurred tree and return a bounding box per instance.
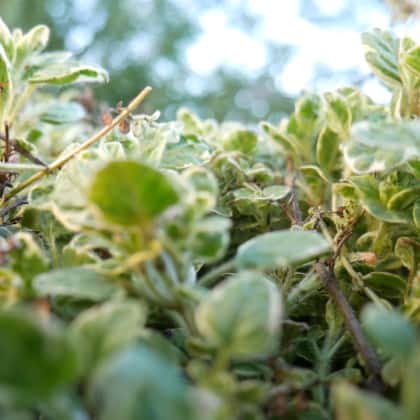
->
[0,0,293,121]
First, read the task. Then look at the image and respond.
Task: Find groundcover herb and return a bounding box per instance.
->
[0,19,419,420]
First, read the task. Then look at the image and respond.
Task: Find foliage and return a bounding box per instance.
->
[0,18,419,420]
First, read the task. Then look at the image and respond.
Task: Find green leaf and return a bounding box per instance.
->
[349,175,411,223]
[71,300,147,373]
[362,272,406,299]
[324,92,351,136]
[191,216,231,263]
[316,126,341,172]
[195,271,282,358]
[89,160,179,226]
[351,120,420,160]
[387,186,420,210]
[40,101,86,125]
[404,45,420,78]
[89,345,196,420]
[260,121,298,155]
[413,200,420,228]
[333,381,402,420]
[343,140,409,174]
[222,129,257,155]
[0,17,13,60]
[235,230,331,270]
[34,267,121,301]
[362,304,417,358]
[0,309,77,403]
[402,349,420,420]
[14,25,50,69]
[362,29,402,88]
[395,237,417,272]
[10,232,48,285]
[29,62,109,85]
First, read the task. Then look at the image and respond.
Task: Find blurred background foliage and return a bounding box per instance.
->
[0,0,418,122]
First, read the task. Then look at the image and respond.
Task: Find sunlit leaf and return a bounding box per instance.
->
[89,160,179,226]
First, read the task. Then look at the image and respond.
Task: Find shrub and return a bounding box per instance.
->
[0,18,419,419]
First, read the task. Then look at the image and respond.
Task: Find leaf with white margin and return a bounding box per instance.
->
[29,62,109,85]
[195,271,282,358]
[235,230,331,270]
[342,141,408,174]
[362,29,402,88]
[343,120,420,173]
[0,44,12,121]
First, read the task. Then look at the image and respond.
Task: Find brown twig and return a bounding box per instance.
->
[314,262,383,388]
[0,197,28,218]
[1,86,152,204]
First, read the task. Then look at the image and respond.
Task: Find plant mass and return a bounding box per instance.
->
[0,19,419,420]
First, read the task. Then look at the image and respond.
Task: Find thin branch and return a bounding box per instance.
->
[284,156,303,225]
[314,262,383,385]
[0,197,28,218]
[1,86,152,204]
[4,123,10,162]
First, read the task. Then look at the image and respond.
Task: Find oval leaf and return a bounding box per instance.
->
[195,271,282,358]
[34,267,121,301]
[236,230,331,270]
[89,160,179,226]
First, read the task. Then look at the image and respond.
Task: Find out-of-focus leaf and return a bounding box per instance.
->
[29,63,108,85]
[14,25,50,69]
[195,271,282,358]
[89,160,179,227]
[402,348,420,420]
[316,126,341,172]
[40,101,86,125]
[0,17,13,60]
[362,29,402,88]
[0,309,77,403]
[324,92,351,136]
[34,267,121,301]
[191,216,231,263]
[351,120,420,159]
[71,300,147,372]
[349,175,412,223]
[0,44,12,121]
[235,230,330,270]
[89,345,196,420]
[362,304,417,358]
[222,129,257,155]
[333,381,402,420]
[404,45,420,77]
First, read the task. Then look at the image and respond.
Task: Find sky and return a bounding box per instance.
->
[184,0,420,103]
